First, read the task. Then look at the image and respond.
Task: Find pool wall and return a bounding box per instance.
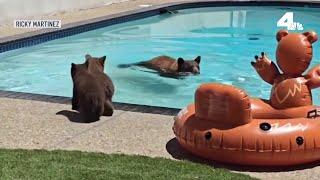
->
[0,89,179,115]
[1,0,320,53]
[1,0,320,112]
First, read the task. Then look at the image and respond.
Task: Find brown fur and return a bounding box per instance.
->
[139,56,179,73]
[71,55,114,122]
[118,55,201,76]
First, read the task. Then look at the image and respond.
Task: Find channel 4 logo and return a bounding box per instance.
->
[277,12,303,31]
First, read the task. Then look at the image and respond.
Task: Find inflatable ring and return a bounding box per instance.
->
[173,83,320,166]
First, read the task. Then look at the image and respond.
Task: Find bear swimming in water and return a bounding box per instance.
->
[118,55,201,78]
[71,55,115,122]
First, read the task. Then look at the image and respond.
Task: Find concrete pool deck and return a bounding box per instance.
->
[1,96,320,180]
[2,0,320,179]
[0,0,190,39]
[1,0,320,40]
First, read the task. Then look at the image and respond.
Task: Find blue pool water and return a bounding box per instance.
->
[1,6,320,108]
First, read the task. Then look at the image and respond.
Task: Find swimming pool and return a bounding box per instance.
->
[1,6,320,108]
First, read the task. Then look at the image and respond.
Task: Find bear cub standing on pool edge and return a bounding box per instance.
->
[71,55,115,123]
[118,55,201,77]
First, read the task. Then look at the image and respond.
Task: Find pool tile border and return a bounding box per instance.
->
[1,0,320,115]
[1,0,320,53]
[0,90,180,116]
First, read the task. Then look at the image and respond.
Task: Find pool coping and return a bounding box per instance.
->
[0,90,180,116]
[1,0,320,114]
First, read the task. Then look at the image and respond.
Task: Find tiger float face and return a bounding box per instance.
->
[276,30,317,76]
[270,30,318,109]
[252,30,319,109]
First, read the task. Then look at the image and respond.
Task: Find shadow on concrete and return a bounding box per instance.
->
[56,110,94,123]
[165,138,320,172]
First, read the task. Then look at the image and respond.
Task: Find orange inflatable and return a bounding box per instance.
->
[173,30,320,166]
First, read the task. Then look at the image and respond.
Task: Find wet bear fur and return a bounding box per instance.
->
[118,55,201,78]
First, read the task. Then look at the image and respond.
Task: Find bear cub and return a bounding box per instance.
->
[71,54,115,123]
[118,55,201,77]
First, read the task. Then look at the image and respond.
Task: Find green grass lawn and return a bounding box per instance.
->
[0,149,254,180]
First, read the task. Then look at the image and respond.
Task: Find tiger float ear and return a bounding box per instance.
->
[276,29,289,42]
[303,31,318,44]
